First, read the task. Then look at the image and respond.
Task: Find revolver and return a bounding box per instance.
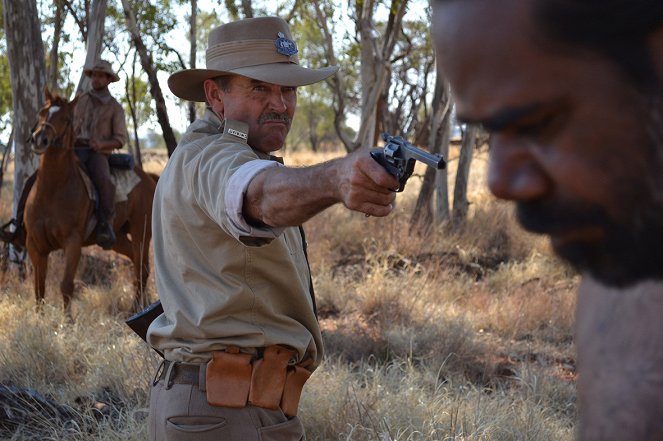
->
[370,133,446,192]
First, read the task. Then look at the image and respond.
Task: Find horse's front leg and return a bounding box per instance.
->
[132,236,151,313]
[26,243,48,313]
[61,240,83,320]
[113,233,149,313]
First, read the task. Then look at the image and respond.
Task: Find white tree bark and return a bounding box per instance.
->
[452,124,478,224]
[355,0,408,149]
[75,0,108,95]
[311,0,407,152]
[2,0,45,218]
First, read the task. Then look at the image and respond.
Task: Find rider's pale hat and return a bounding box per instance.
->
[84,59,120,82]
[168,16,339,102]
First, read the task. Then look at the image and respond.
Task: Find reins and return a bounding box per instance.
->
[31,114,75,154]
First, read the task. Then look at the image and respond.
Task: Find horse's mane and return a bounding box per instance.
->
[46,92,71,107]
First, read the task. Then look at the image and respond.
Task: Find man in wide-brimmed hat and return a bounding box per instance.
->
[146,16,398,441]
[73,59,127,250]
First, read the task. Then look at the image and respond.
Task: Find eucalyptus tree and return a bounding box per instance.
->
[118,0,178,155]
[0,4,11,136]
[411,73,452,230]
[285,10,345,151]
[122,53,153,167]
[46,0,66,91]
[2,0,46,228]
[452,124,479,225]
[308,0,409,152]
[76,0,108,93]
[0,3,10,185]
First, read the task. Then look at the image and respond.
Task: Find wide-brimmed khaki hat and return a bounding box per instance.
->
[84,59,120,82]
[168,16,339,102]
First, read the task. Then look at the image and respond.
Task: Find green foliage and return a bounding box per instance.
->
[121,74,153,132]
[224,0,240,20]
[387,15,436,133]
[196,10,221,66]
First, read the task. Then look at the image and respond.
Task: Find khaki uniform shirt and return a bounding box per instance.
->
[147,110,323,369]
[74,89,128,148]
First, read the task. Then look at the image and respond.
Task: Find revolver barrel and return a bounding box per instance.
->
[372,133,446,192]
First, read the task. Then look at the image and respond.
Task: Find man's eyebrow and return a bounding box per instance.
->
[457,103,544,132]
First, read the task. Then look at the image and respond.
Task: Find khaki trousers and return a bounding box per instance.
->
[148,364,306,441]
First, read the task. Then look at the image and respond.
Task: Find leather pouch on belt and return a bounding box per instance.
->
[280,365,312,417]
[206,348,253,408]
[249,345,295,409]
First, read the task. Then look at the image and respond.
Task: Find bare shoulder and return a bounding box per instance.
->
[576,277,663,440]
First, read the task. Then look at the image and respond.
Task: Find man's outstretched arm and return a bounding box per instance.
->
[244,149,399,228]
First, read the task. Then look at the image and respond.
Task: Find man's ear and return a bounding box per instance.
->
[203,79,224,117]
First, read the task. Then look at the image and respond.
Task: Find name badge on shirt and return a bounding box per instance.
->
[227,128,248,140]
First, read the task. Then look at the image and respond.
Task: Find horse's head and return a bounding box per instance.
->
[31,87,79,154]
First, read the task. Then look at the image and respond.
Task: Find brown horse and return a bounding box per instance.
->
[25,87,156,316]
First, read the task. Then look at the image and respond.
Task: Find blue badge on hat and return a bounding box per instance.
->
[274,32,298,56]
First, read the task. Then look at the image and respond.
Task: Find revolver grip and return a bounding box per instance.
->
[370,149,406,192]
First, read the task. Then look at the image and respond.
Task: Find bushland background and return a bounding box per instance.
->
[0,145,578,440]
[2,1,578,439]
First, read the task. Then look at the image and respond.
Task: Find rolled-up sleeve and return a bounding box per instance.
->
[225,159,285,244]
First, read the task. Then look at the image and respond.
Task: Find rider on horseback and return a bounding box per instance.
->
[73,59,128,250]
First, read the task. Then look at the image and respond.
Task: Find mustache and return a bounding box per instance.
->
[516,199,610,235]
[258,113,291,124]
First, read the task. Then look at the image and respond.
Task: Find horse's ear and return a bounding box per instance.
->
[44,86,52,102]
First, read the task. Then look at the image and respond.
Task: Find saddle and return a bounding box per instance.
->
[3,155,141,248]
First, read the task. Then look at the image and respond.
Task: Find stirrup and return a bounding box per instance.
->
[96,222,116,250]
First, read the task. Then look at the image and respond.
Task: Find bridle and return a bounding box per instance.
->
[30,108,73,155]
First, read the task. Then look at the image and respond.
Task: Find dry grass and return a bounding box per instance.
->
[0,148,577,440]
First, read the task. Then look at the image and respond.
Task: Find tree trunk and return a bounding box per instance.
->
[121,0,178,156]
[125,51,142,168]
[2,0,45,218]
[188,0,197,124]
[75,0,107,95]
[47,0,66,91]
[354,0,407,151]
[0,129,14,192]
[434,112,451,222]
[356,0,379,149]
[241,0,253,18]
[310,0,355,151]
[452,124,478,225]
[311,0,407,153]
[410,72,451,230]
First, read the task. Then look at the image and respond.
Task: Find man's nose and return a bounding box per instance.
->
[267,90,288,112]
[487,135,551,201]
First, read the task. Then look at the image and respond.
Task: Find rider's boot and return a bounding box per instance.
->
[96,215,116,250]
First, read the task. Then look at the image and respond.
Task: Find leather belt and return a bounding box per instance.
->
[153,346,312,417]
[154,360,206,389]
